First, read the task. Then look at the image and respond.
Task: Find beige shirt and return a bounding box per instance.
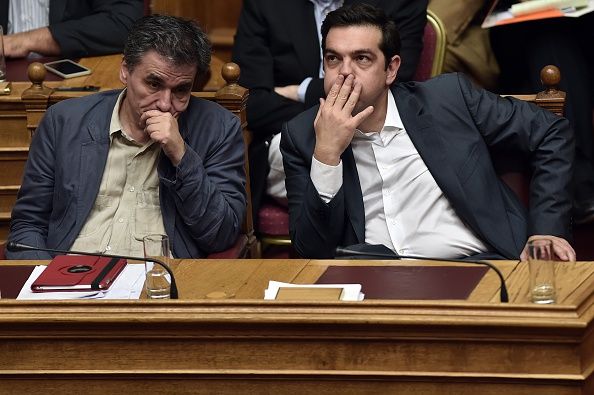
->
[310,91,488,259]
[71,90,166,256]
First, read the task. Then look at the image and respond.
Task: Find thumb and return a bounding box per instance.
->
[353,105,374,127]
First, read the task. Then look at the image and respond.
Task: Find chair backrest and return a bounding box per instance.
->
[412,9,447,82]
[20,62,258,258]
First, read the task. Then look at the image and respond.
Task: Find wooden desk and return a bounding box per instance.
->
[1,258,593,394]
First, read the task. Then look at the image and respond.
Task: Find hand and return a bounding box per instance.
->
[520,235,576,262]
[313,74,374,166]
[274,85,299,101]
[2,28,60,58]
[140,110,186,166]
[3,35,31,58]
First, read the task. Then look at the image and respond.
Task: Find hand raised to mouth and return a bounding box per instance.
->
[313,74,374,166]
[140,109,186,166]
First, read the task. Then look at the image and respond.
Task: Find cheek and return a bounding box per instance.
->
[172,98,190,113]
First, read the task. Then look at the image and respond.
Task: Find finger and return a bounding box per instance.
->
[325,74,344,106]
[336,74,354,109]
[351,105,374,127]
[520,247,528,262]
[553,244,575,262]
[552,241,576,262]
[343,81,362,114]
[314,98,324,127]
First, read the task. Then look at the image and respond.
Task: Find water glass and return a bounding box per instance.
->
[527,238,556,304]
[0,26,6,82]
[143,234,171,299]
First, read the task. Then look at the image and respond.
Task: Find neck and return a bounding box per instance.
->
[357,90,389,133]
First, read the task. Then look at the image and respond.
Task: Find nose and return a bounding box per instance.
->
[156,89,173,113]
[339,58,353,77]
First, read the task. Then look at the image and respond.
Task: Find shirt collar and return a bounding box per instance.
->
[309,0,341,8]
[109,88,127,138]
[110,88,149,146]
[354,90,403,140]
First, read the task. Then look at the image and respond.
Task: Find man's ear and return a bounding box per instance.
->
[386,55,401,85]
[119,61,129,85]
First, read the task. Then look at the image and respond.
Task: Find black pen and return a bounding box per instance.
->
[55,85,100,92]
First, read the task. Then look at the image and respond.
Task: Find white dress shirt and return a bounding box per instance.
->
[8,0,50,34]
[310,91,489,258]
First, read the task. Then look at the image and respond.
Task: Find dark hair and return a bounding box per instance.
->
[321,3,401,69]
[123,14,211,76]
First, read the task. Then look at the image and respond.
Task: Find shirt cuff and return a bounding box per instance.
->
[297,77,313,103]
[310,155,342,203]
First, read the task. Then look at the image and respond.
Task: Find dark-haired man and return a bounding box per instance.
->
[7,15,246,259]
[232,0,428,222]
[281,3,576,261]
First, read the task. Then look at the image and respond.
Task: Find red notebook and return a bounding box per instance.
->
[31,255,127,292]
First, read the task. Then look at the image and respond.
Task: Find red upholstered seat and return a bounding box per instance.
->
[412,10,446,82]
[258,201,290,236]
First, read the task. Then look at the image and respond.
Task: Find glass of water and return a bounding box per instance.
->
[527,238,556,304]
[0,26,6,82]
[143,234,171,300]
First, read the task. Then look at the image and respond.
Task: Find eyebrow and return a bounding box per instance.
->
[145,73,163,83]
[324,48,377,57]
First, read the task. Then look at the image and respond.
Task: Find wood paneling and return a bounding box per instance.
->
[0,258,593,394]
[150,0,242,62]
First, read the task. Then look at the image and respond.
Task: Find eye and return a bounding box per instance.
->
[325,54,339,65]
[173,85,192,97]
[146,79,160,90]
[356,55,371,64]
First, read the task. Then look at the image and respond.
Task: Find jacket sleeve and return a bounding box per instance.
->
[48,0,143,57]
[383,0,429,82]
[232,0,309,138]
[457,73,574,239]
[6,107,59,260]
[280,117,348,258]
[158,114,247,254]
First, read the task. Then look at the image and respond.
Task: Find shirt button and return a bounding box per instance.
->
[118,218,124,223]
[105,245,112,251]
[129,186,135,192]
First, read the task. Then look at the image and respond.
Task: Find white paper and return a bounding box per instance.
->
[17,264,146,300]
[482,0,594,28]
[264,280,364,301]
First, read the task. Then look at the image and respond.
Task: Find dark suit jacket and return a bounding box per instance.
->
[232,0,428,221]
[7,91,246,260]
[280,73,574,259]
[0,0,143,57]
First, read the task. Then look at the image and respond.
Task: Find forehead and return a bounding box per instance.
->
[129,50,196,81]
[325,25,382,53]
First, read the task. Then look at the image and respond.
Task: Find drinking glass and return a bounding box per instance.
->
[143,234,171,299]
[527,238,556,304]
[0,26,6,82]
